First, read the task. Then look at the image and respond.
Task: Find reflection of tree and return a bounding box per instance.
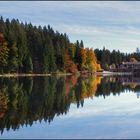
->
[96,76,125,98]
[130,83,137,89]
[67,76,102,108]
[0,94,9,119]
[95,76,140,98]
[0,75,140,134]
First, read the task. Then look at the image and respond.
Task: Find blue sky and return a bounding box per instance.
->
[0,1,140,53]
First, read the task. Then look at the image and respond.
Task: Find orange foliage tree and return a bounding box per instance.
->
[96,63,101,71]
[79,48,87,70]
[0,94,9,119]
[0,33,9,72]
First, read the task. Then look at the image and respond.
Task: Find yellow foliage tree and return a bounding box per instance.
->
[96,63,101,71]
[0,94,9,119]
[80,48,87,70]
[86,48,97,72]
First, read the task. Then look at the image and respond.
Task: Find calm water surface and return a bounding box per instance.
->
[0,75,140,139]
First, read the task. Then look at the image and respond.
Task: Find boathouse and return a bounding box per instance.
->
[110,59,140,73]
[119,62,140,70]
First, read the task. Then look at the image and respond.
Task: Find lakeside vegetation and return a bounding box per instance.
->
[0,16,101,74]
[95,47,140,71]
[1,16,140,74]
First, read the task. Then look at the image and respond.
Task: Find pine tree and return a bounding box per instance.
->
[8,43,18,72]
[80,40,84,48]
[23,54,33,73]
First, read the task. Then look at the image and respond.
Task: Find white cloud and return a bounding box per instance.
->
[0,1,140,52]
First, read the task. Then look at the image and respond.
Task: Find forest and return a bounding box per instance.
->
[0,16,101,74]
[0,16,140,73]
[95,47,140,70]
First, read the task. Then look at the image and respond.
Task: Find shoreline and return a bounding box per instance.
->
[95,71,132,76]
[0,71,132,77]
[0,73,72,77]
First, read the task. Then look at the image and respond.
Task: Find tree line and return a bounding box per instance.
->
[94,47,140,70]
[1,16,140,73]
[0,16,101,74]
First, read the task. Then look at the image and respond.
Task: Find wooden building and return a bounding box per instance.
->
[120,62,140,70]
[111,61,140,73]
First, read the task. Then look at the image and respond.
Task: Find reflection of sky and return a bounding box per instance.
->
[1,91,140,139]
[0,2,140,52]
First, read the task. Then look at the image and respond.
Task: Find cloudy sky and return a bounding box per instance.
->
[0,1,140,53]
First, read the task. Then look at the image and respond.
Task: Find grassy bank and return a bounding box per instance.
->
[0,71,132,77]
[0,72,73,77]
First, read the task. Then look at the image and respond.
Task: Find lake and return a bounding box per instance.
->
[0,75,140,139]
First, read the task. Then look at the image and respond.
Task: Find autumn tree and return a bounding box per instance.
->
[0,33,9,73]
[79,47,87,70]
[86,48,97,72]
[0,94,9,119]
[96,63,101,71]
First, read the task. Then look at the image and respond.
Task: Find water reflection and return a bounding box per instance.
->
[0,75,140,135]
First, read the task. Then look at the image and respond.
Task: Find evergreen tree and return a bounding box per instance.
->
[23,54,33,73]
[47,36,56,72]
[8,43,18,72]
[0,16,99,74]
[80,40,84,48]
